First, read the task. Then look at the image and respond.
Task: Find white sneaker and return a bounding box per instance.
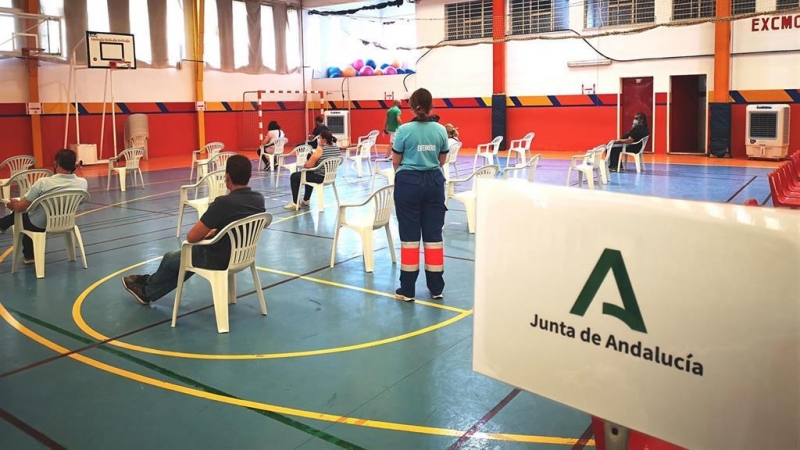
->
[300,200,310,207]
[284,202,298,210]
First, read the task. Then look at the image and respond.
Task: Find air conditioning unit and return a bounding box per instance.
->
[746,104,790,160]
[324,110,350,147]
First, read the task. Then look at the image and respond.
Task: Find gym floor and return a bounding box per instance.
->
[0,151,777,450]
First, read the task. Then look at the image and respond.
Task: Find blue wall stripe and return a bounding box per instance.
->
[351,100,361,109]
[729,91,747,104]
[78,103,88,115]
[118,103,131,114]
[589,94,602,106]
[510,97,522,107]
[221,102,233,112]
[475,97,487,107]
[277,101,286,111]
[155,102,169,113]
[547,95,561,107]
[443,98,454,108]
[785,89,800,103]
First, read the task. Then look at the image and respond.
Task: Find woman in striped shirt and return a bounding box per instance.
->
[285,130,341,209]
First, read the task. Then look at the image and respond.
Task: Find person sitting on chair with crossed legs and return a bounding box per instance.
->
[121,155,266,305]
[608,112,650,172]
[285,130,341,210]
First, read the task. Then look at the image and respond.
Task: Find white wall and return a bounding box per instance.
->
[0,59,27,102]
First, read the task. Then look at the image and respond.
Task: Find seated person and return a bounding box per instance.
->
[306,116,328,149]
[445,123,459,150]
[0,149,88,265]
[121,155,266,305]
[609,112,650,171]
[285,130,341,210]
[257,121,286,169]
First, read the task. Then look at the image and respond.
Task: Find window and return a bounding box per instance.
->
[672,0,715,20]
[129,2,151,63]
[777,0,799,9]
[232,0,248,68]
[445,0,492,41]
[286,8,301,70]
[731,0,755,14]
[167,0,185,65]
[87,0,110,32]
[0,0,14,52]
[204,0,220,68]
[261,4,275,69]
[509,0,568,35]
[585,0,655,28]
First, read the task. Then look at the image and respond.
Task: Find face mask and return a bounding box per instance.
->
[633,119,639,126]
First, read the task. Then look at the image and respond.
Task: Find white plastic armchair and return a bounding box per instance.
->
[503,154,541,181]
[197,151,237,176]
[276,145,313,187]
[369,156,395,191]
[345,130,378,178]
[617,135,650,173]
[107,147,145,192]
[192,142,224,181]
[567,146,607,189]
[0,168,52,202]
[128,132,149,159]
[260,137,289,171]
[473,136,503,170]
[296,157,343,211]
[506,132,535,169]
[0,155,35,200]
[446,165,501,234]
[330,185,396,273]
[176,169,228,237]
[443,141,463,182]
[11,189,89,279]
[172,212,273,334]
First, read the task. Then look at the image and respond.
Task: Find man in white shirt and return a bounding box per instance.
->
[0,149,89,264]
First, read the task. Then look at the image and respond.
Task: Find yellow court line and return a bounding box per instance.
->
[0,302,591,446]
[257,266,470,314]
[73,260,472,360]
[272,210,312,223]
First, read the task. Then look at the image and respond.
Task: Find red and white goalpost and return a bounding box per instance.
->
[240,90,325,151]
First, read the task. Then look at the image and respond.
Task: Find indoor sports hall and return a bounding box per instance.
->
[0,0,798,449]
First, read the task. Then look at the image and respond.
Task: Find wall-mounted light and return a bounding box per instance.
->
[567,59,612,68]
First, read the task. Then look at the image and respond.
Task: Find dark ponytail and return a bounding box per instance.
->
[320,130,337,144]
[409,88,433,122]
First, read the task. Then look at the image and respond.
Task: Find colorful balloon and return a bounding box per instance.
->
[380,63,390,69]
[359,65,375,76]
[391,59,400,68]
[384,66,397,75]
[365,59,376,69]
[352,59,364,71]
[341,66,357,77]
[374,68,383,75]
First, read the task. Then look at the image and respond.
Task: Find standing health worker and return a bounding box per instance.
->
[391,88,449,302]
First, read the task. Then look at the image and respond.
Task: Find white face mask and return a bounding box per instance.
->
[633,119,639,126]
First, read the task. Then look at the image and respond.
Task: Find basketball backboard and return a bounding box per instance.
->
[86,31,136,69]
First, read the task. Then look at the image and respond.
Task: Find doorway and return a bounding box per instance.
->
[669,75,707,154]
[620,77,654,152]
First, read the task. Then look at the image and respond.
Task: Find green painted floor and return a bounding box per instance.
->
[0,157,773,449]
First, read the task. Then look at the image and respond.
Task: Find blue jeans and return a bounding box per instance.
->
[142,248,217,302]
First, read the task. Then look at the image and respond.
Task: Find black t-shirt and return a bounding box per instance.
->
[622,124,649,153]
[197,187,266,269]
[310,124,329,148]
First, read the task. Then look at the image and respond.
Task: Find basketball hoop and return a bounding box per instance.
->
[109,61,132,70]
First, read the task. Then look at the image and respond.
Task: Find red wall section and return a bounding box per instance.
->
[508,106,617,152]
[654,105,667,154]
[0,104,33,161]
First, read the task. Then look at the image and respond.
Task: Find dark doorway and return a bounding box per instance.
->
[620,77,654,152]
[669,75,707,154]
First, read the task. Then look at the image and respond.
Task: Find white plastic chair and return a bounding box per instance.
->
[260,137,289,171]
[345,131,378,178]
[11,189,89,279]
[276,145,312,187]
[443,141,463,182]
[0,156,35,200]
[172,212,273,334]
[0,169,52,202]
[197,151,237,176]
[107,147,145,192]
[617,135,651,173]
[446,165,501,234]
[369,156,395,191]
[503,154,541,181]
[567,146,607,190]
[506,132,535,169]
[128,131,149,159]
[176,169,228,237]
[330,185,397,273]
[191,142,224,181]
[297,157,343,211]
[473,136,503,170]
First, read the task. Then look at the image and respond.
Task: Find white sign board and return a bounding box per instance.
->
[473,180,800,450]
[195,101,206,112]
[26,102,41,115]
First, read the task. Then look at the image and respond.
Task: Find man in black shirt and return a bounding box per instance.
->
[307,116,329,149]
[608,112,650,171]
[121,154,266,304]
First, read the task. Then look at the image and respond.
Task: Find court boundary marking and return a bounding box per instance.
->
[72,259,471,360]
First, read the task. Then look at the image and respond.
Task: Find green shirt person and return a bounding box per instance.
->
[384,99,402,144]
